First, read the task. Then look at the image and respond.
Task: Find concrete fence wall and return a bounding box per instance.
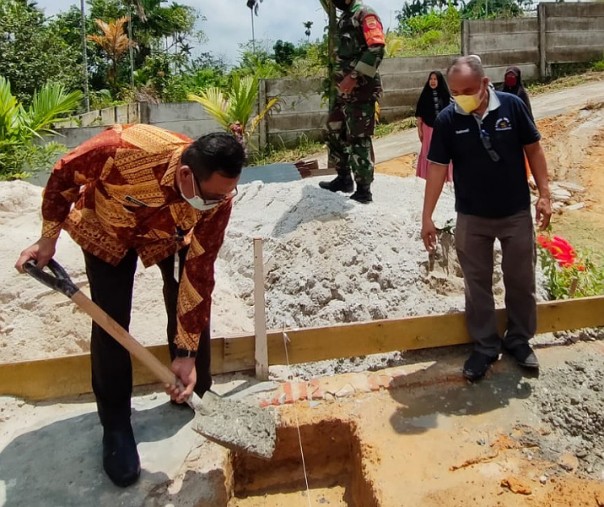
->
[462,18,540,81]
[540,2,604,73]
[463,3,604,80]
[56,102,223,149]
[54,2,604,151]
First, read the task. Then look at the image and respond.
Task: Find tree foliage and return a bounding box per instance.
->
[0,76,82,179]
[0,0,81,103]
[88,17,137,92]
[187,75,279,146]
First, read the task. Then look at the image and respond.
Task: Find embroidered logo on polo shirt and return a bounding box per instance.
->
[455,128,470,135]
[495,117,512,131]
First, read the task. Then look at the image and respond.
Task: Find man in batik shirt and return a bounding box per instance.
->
[16,125,246,487]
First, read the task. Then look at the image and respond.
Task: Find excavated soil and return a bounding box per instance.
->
[223,343,604,506]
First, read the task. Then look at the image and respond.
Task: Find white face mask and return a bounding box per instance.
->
[178,172,237,212]
[181,193,221,212]
[178,174,222,212]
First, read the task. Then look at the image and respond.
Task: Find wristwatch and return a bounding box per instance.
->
[175,348,197,358]
[349,70,359,79]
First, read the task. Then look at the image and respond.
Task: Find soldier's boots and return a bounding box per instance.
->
[319,175,354,193]
[350,184,373,204]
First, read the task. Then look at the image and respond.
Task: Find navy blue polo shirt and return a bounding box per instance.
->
[428,91,541,218]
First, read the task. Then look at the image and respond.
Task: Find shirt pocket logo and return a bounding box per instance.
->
[495,117,512,131]
[455,128,470,135]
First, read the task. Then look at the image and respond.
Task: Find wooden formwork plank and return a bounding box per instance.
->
[267,313,472,365]
[1,296,603,400]
[535,296,604,333]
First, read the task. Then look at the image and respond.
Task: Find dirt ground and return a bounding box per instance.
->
[538,108,604,261]
[227,342,604,507]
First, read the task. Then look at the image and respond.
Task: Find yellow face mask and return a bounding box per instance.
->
[454,93,482,114]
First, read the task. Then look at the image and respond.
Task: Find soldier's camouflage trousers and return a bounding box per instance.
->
[326,98,376,186]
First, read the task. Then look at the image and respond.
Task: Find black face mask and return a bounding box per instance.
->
[332,0,351,11]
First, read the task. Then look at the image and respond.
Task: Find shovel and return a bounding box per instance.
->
[24,259,277,459]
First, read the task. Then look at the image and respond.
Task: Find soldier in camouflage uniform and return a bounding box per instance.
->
[319,0,385,203]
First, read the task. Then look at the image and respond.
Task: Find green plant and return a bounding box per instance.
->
[537,234,604,300]
[88,17,136,93]
[591,59,604,72]
[374,116,416,137]
[0,76,82,180]
[385,32,405,58]
[187,75,280,146]
[0,0,81,103]
[249,133,324,166]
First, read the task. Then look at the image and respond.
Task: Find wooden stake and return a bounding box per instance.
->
[253,237,269,380]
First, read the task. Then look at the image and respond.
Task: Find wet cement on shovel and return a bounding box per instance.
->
[190,391,277,459]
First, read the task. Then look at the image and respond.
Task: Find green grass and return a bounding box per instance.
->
[248,117,418,166]
[375,116,416,137]
[249,135,324,166]
[593,59,604,72]
[527,69,604,96]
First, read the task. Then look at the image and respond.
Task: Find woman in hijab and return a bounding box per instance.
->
[415,71,452,181]
[501,66,534,180]
[501,66,533,119]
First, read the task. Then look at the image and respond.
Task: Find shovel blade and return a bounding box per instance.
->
[189,391,276,459]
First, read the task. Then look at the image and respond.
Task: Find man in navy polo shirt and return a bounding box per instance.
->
[421,56,552,381]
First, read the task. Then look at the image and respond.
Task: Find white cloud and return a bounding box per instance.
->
[34,0,397,65]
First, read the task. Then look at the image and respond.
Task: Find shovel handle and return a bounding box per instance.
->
[24,258,176,386]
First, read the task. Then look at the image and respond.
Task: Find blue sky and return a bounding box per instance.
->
[34,0,398,65]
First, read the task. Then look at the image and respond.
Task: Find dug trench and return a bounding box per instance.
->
[229,420,379,506]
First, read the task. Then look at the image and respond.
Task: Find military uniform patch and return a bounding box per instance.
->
[363,15,385,45]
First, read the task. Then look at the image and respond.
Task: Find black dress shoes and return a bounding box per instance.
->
[504,342,540,369]
[463,350,499,382]
[102,424,141,487]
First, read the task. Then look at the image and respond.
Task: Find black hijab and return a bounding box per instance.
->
[415,71,451,128]
[500,66,533,119]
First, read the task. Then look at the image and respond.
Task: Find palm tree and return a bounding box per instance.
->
[303,21,313,41]
[88,17,137,93]
[246,0,263,53]
[187,75,279,148]
[0,76,82,179]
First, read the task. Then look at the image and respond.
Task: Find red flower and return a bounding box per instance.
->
[537,234,577,268]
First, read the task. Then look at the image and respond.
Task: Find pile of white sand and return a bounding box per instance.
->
[0,175,514,363]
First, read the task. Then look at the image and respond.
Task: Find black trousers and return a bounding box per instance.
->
[84,248,212,430]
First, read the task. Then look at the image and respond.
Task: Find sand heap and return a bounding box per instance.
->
[1,175,524,363]
[220,177,465,330]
